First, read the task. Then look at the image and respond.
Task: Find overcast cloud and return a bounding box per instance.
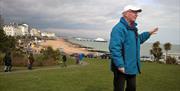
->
[0,0,180,44]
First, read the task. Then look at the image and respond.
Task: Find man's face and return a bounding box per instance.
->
[126,10,139,22]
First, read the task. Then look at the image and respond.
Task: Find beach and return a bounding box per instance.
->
[40,38,91,55]
[39,38,180,57]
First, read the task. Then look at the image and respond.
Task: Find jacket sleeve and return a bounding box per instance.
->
[109,26,125,68]
[139,32,150,44]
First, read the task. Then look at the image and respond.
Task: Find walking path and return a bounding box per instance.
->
[0,62,88,74]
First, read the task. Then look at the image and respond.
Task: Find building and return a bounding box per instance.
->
[3,23,30,36]
[30,28,41,37]
[94,38,107,42]
[41,32,56,38]
[18,24,29,36]
[3,24,16,36]
[3,23,57,39]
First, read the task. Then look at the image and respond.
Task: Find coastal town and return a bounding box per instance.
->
[1,13,180,65]
[2,21,108,55]
[0,15,112,68]
[0,1,180,91]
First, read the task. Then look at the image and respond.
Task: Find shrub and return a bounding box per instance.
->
[12,52,27,66]
[166,56,177,64]
[34,54,45,66]
[0,52,5,65]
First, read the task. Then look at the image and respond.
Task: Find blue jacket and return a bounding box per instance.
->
[109,17,150,75]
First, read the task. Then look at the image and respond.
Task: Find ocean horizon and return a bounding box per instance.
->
[67,38,180,56]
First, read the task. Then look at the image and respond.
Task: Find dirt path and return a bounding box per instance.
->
[0,62,88,74]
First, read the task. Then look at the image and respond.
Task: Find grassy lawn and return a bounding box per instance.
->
[0,58,180,91]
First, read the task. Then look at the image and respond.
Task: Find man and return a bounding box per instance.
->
[109,5,158,91]
[62,54,67,67]
[27,53,34,70]
[3,51,12,72]
[79,53,84,64]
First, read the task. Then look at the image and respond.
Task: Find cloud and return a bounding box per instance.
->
[0,0,132,29]
[0,0,180,44]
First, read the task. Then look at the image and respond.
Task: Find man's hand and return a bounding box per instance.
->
[118,67,125,73]
[149,27,158,35]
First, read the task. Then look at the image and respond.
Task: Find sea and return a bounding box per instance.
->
[68,38,180,56]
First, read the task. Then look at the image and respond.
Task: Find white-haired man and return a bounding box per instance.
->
[109,5,158,91]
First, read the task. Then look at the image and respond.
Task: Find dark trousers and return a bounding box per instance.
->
[28,64,32,70]
[62,62,67,67]
[4,65,12,72]
[113,70,136,91]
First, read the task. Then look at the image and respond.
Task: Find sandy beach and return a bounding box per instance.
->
[40,38,91,55]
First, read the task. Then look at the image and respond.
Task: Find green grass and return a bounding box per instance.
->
[0,58,180,91]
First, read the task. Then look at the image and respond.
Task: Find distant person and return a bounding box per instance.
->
[75,53,80,64]
[62,54,67,67]
[79,53,84,64]
[3,51,12,72]
[27,53,34,70]
[109,5,158,91]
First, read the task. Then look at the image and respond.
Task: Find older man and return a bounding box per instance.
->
[109,5,158,91]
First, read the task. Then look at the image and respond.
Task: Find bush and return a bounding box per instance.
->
[166,56,177,64]
[40,46,60,60]
[11,51,27,66]
[33,53,59,66]
[34,54,45,66]
[0,52,5,65]
[1,46,68,67]
[11,53,59,67]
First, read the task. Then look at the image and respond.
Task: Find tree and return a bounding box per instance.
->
[163,42,172,60]
[150,41,163,62]
[0,27,7,52]
[0,27,16,53]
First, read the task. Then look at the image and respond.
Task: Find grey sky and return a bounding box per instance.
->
[0,0,180,44]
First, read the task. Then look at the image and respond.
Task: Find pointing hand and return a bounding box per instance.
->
[149,27,158,35]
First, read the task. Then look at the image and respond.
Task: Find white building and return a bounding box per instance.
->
[3,23,30,36]
[18,24,29,36]
[30,28,41,37]
[3,25,16,36]
[3,23,57,39]
[94,38,107,42]
[41,32,56,38]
